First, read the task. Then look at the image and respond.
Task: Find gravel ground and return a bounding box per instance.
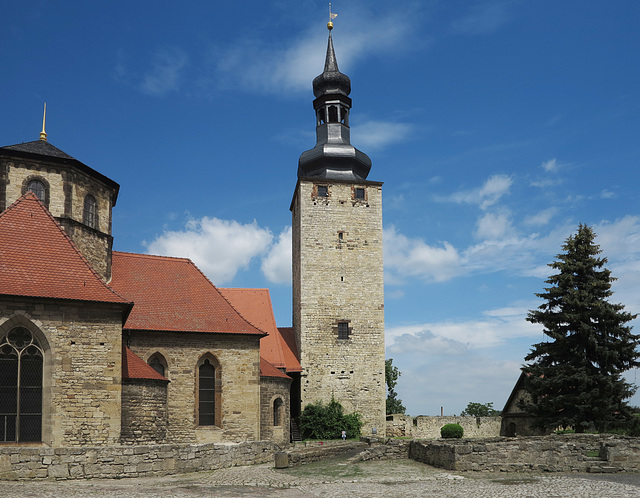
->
[2,458,640,497]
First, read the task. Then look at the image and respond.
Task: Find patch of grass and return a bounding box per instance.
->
[586,450,601,457]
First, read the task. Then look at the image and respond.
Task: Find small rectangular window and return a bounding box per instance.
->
[317,185,329,197]
[338,322,350,340]
[355,188,365,200]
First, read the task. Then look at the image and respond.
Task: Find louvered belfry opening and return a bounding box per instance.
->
[0,327,43,443]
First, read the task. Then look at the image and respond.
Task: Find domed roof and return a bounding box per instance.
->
[312,33,351,98]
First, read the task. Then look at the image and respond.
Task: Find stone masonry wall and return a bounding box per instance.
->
[0,441,275,480]
[292,179,386,435]
[386,414,501,439]
[409,435,640,472]
[128,331,261,444]
[121,380,169,444]
[260,376,292,445]
[2,157,116,280]
[0,298,124,446]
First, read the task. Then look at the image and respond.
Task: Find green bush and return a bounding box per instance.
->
[299,398,362,440]
[440,423,464,439]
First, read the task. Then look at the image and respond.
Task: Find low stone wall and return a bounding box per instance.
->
[409,435,640,473]
[0,441,275,480]
[352,438,411,461]
[386,414,501,439]
[287,440,367,466]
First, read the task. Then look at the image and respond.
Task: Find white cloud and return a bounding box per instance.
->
[524,208,557,226]
[541,158,558,172]
[209,7,425,96]
[140,47,189,96]
[384,226,462,283]
[445,174,513,210]
[450,1,516,36]
[351,121,413,150]
[475,211,514,240]
[145,217,273,284]
[261,226,292,284]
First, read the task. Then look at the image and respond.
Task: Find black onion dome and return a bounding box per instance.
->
[312,33,351,98]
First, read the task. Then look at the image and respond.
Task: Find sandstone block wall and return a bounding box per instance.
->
[0,298,124,446]
[0,441,275,480]
[292,179,386,435]
[409,435,640,472]
[386,414,501,439]
[121,380,169,444]
[260,376,292,445]
[128,331,261,443]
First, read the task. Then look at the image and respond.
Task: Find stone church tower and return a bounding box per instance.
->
[291,25,386,434]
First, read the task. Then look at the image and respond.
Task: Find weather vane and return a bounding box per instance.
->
[328,3,338,30]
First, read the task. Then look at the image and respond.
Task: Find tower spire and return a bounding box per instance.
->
[39,103,47,141]
[297,23,371,180]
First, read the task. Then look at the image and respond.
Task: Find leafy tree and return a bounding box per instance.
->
[385,358,406,414]
[299,397,362,439]
[521,224,640,433]
[460,402,500,417]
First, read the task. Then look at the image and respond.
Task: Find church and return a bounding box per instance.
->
[0,24,385,447]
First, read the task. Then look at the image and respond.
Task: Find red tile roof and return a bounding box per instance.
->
[0,193,131,305]
[110,252,266,335]
[122,346,168,381]
[219,289,301,373]
[260,357,291,379]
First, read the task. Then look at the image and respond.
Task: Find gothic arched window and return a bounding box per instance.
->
[0,327,43,443]
[198,358,216,426]
[147,353,167,378]
[83,194,97,229]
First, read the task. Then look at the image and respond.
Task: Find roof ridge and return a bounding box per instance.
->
[7,192,131,304]
[113,251,192,262]
[191,265,268,337]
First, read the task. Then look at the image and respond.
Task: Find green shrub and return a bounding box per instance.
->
[299,397,362,440]
[440,423,464,439]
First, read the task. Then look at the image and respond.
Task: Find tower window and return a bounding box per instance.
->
[355,188,365,200]
[337,321,350,340]
[328,105,339,123]
[338,231,344,241]
[317,185,329,197]
[83,194,98,229]
[198,359,216,426]
[27,180,46,201]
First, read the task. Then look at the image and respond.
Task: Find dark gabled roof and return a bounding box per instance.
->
[0,192,131,306]
[110,252,267,336]
[0,140,120,204]
[2,140,75,159]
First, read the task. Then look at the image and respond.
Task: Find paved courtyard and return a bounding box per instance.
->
[3,457,640,497]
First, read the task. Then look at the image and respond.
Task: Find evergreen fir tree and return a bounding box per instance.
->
[521,224,640,432]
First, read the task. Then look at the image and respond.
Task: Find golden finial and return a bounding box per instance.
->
[39,102,47,141]
[328,3,337,30]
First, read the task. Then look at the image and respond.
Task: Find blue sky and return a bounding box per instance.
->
[3,1,640,416]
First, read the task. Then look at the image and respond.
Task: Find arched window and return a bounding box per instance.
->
[0,327,43,443]
[27,179,46,202]
[83,194,97,229]
[198,359,216,426]
[147,353,167,378]
[273,398,284,426]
